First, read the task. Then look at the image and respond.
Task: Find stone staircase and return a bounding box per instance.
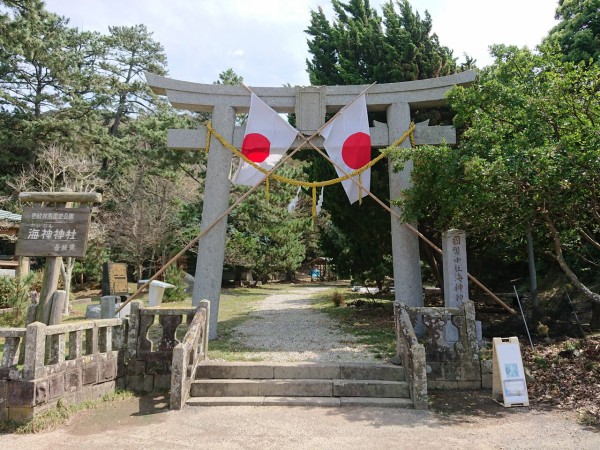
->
[186,361,413,408]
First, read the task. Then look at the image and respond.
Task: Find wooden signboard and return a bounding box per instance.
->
[492,337,529,407]
[15,207,91,258]
[102,262,129,296]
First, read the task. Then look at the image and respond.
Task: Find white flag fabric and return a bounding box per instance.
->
[287,186,302,213]
[232,93,298,186]
[316,187,324,215]
[320,94,371,204]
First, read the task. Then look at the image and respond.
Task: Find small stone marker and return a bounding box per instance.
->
[85,304,101,319]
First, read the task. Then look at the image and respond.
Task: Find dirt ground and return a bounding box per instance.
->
[1,391,598,449]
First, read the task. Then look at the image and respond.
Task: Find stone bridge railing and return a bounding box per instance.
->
[393,303,428,410]
[1,318,126,422]
[125,301,209,394]
[394,300,482,409]
[170,300,210,409]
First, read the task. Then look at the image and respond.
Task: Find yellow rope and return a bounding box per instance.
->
[358,172,362,205]
[206,121,415,190]
[205,126,212,153]
[312,186,317,218]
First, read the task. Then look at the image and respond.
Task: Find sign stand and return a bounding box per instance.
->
[492,337,529,407]
[16,192,101,324]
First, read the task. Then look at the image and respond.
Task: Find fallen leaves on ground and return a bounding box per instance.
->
[523,334,600,426]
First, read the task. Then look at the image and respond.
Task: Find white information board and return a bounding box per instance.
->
[492,337,529,407]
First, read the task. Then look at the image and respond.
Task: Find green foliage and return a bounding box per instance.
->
[393,45,600,301]
[163,265,188,303]
[225,164,320,280]
[545,0,600,64]
[72,242,110,286]
[0,273,35,326]
[305,0,456,85]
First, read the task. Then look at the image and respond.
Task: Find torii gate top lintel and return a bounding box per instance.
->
[145,71,476,114]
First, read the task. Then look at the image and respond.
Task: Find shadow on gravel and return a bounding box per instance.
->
[323,390,569,430]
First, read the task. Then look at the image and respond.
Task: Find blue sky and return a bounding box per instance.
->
[44,0,559,87]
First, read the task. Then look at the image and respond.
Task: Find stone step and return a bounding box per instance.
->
[189,378,409,398]
[195,362,405,382]
[185,396,414,408]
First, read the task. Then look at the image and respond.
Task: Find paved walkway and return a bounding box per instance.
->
[1,394,597,449]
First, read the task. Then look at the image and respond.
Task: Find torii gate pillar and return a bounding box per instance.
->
[192,105,235,340]
[388,102,422,306]
[145,71,476,339]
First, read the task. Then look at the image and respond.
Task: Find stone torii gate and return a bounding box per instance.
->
[145,71,476,339]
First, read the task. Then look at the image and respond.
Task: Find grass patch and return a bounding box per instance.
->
[311,289,397,360]
[0,390,136,434]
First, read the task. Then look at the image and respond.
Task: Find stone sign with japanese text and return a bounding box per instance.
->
[102,262,129,296]
[15,207,91,258]
[442,229,469,308]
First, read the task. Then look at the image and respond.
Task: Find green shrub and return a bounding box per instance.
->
[0,272,36,326]
[163,265,188,303]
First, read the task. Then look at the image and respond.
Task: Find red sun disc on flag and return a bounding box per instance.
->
[241,133,271,163]
[341,132,371,169]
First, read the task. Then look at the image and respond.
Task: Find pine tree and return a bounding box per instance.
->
[304,0,457,285]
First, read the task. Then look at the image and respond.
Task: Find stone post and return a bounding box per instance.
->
[23,322,46,380]
[387,102,423,307]
[101,295,118,319]
[192,105,236,340]
[127,300,143,360]
[48,290,66,325]
[199,299,210,356]
[442,229,468,308]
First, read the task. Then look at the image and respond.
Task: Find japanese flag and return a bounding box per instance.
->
[320,94,371,204]
[232,93,298,186]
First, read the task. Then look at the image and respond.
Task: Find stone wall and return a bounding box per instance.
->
[0,319,126,422]
[395,300,483,401]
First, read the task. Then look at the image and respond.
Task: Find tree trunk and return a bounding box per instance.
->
[422,240,443,292]
[526,229,540,320]
[543,214,600,305]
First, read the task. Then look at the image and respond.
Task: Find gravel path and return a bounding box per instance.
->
[233,285,380,363]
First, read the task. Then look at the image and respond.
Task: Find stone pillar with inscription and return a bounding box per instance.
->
[442,229,468,342]
[442,229,482,342]
[442,229,468,308]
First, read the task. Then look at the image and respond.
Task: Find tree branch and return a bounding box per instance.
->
[543,213,600,305]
